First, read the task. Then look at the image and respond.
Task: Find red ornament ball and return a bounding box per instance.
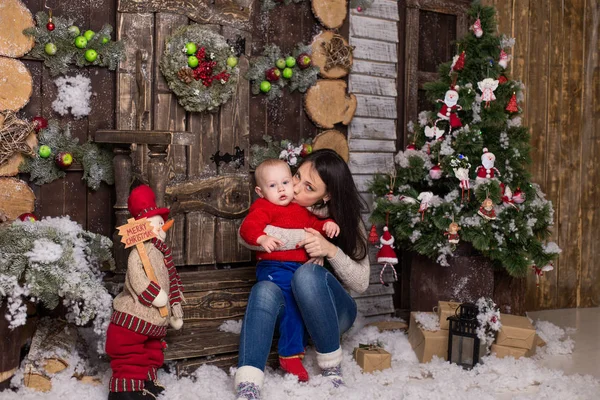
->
[46,22,55,31]
[406,143,416,150]
[32,116,48,132]
[357,6,363,12]
[18,213,38,222]
[429,164,443,180]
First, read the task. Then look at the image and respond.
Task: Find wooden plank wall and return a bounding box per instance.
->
[348,0,399,316]
[20,0,115,239]
[484,0,600,309]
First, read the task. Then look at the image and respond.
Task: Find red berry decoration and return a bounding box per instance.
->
[32,116,48,132]
[55,152,74,169]
[265,67,281,82]
[46,21,55,31]
[406,143,416,150]
[296,53,312,69]
[498,75,508,84]
[18,213,38,222]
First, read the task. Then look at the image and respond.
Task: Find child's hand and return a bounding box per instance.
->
[323,221,340,238]
[257,235,284,253]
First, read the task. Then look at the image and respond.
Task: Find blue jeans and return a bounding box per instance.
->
[255,260,306,357]
[238,263,357,370]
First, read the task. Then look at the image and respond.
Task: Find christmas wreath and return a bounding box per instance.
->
[24,11,125,77]
[159,25,239,113]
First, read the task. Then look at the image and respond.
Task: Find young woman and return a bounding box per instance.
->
[235,149,370,400]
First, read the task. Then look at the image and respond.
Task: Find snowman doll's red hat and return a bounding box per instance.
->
[128,184,170,221]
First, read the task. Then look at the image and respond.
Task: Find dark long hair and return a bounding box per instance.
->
[301,149,368,261]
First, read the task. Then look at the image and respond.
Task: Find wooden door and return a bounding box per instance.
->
[402,0,471,145]
[115,6,253,268]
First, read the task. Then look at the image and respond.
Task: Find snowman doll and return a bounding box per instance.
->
[475,148,500,182]
[437,87,463,129]
[105,185,184,400]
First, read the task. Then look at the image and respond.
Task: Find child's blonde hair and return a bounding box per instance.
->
[255,159,291,187]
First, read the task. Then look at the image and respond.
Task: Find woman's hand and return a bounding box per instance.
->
[297,228,338,259]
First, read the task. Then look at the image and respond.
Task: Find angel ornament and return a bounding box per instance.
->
[478,78,499,108]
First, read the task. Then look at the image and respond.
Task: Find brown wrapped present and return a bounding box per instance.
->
[437,301,461,330]
[491,343,536,359]
[496,313,536,350]
[353,344,391,373]
[408,312,449,363]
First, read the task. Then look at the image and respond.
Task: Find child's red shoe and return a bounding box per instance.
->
[279,354,309,382]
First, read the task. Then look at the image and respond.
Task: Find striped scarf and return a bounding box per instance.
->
[151,238,184,309]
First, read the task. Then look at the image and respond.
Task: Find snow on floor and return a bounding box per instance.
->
[2,318,598,400]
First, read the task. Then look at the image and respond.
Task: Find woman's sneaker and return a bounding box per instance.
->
[321,365,344,388]
[236,381,261,400]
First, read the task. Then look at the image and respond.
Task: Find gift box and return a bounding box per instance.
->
[353,345,391,373]
[495,313,536,350]
[491,343,537,359]
[437,301,461,330]
[408,312,449,363]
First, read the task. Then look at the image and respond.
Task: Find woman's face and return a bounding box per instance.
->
[292,162,330,207]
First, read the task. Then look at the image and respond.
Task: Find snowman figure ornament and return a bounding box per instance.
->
[437,87,463,129]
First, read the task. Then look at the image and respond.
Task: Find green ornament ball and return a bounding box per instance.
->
[44,43,57,55]
[227,56,238,68]
[102,36,110,44]
[38,145,51,158]
[83,30,95,41]
[185,42,197,55]
[67,26,80,36]
[282,67,293,79]
[285,56,296,68]
[275,58,286,69]
[85,49,98,62]
[188,55,199,68]
[74,36,88,49]
[259,81,271,93]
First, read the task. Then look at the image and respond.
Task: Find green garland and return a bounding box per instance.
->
[246,44,319,100]
[24,12,125,77]
[20,120,114,190]
[159,25,239,113]
[250,135,312,170]
[0,216,114,336]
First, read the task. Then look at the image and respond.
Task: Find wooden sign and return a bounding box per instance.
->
[118,218,156,248]
[117,218,168,317]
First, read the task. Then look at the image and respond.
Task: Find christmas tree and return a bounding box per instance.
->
[370,2,560,277]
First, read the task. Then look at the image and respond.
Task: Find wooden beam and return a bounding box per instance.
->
[94,130,196,146]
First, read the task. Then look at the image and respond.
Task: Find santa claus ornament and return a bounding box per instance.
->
[532,264,554,288]
[376,226,398,286]
[471,18,483,38]
[478,78,499,108]
[436,86,462,129]
[498,49,511,69]
[478,197,497,220]
[476,148,500,182]
[444,221,461,245]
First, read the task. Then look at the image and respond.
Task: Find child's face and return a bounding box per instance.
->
[255,164,294,206]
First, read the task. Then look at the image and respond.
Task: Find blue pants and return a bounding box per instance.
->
[255,260,306,357]
[239,263,357,370]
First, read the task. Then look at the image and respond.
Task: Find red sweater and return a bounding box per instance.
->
[239,198,332,262]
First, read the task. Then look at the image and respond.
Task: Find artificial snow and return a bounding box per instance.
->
[219,319,243,334]
[1,317,598,400]
[52,75,92,119]
[414,312,440,331]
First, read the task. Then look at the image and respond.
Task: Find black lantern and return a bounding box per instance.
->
[447,302,487,369]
